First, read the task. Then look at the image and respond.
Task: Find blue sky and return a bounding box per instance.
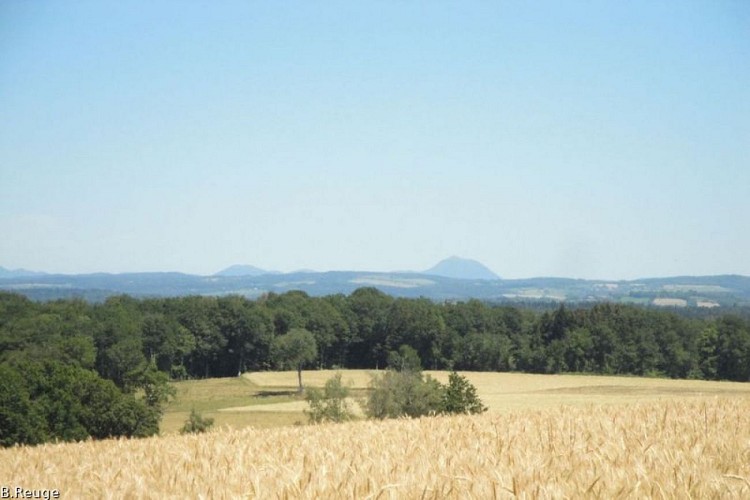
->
[1,1,748,279]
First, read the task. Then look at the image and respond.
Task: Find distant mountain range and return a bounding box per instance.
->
[213,256,499,281]
[1,258,749,307]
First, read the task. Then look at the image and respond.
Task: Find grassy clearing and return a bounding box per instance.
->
[161,370,750,433]
[3,398,749,498]
[161,376,303,433]
[162,371,377,432]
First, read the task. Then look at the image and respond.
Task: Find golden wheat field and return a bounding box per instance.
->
[2,397,749,499]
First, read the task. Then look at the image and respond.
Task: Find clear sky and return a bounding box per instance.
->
[1,1,748,279]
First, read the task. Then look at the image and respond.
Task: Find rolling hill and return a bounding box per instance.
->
[424,256,500,280]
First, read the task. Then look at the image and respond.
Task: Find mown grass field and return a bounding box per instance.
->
[161,369,750,433]
[2,397,749,498]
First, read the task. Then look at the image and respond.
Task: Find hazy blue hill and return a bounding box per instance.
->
[424,256,500,280]
[214,265,279,277]
[0,266,47,278]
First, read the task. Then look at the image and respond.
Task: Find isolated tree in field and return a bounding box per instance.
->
[271,328,317,392]
[442,371,487,415]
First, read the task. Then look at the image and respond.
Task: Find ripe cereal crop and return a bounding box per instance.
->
[2,397,749,499]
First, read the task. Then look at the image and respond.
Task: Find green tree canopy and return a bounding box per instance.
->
[0,361,159,446]
[387,344,422,373]
[442,371,487,415]
[365,370,445,419]
[271,328,318,392]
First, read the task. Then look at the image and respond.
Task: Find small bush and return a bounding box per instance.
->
[180,409,214,434]
[305,373,354,424]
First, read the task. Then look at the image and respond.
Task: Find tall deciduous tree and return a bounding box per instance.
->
[271,328,317,392]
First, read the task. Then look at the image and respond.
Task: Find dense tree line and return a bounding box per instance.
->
[0,361,160,446]
[2,288,750,445]
[2,289,750,383]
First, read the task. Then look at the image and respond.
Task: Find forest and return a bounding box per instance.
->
[1,288,750,445]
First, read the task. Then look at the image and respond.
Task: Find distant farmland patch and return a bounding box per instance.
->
[502,289,566,301]
[663,284,730,293]
[697,300,720,308]
[350,276,436,288]
[653,297,688,307]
